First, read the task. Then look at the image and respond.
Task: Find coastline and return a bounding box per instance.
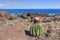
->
[0,11,60,40]
[0,9,60,14]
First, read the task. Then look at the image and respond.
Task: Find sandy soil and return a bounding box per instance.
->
[0,20,60,40]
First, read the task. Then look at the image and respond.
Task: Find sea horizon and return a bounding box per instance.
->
[0,9,60,15]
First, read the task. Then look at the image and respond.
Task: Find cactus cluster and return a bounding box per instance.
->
[30,24,44,37]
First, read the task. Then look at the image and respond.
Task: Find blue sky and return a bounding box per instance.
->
[0,0,60,9]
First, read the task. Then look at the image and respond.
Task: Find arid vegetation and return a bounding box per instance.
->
[0,12,60,40]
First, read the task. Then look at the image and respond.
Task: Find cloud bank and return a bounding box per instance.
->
[0,3,4,7]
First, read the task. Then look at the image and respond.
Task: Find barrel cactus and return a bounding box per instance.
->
[30,24,44,37]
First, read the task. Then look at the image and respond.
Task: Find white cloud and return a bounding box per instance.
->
[55,6,60,9]
[0,4,4,7]
[54,2,60,9]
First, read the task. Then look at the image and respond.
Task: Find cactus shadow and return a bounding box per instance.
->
[25,30,31,36]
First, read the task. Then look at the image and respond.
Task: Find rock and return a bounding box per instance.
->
[45,33,51,37]
[20,13,28,19]
[47,26,55,33]
[8,14,18,20]
[18,13,49,20]
[27,13,34,16]
[0,12,18,20]
[27,13,48,19]
[47,29,52,33]
[42,17,51,22]
[55,17,60,21]
[0,12,9,20]
[54,14,60,17]
[27,13,35,19]
[18,14,21,17]
[0,17,7,21]
[0,12,9,18]
[38,14,49,17]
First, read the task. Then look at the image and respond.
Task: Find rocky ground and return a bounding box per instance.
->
[0,12,60,40]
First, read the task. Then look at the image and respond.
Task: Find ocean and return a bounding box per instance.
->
[0,9,60,15]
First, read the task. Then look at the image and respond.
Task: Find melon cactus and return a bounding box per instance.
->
[30,24,44,37]
[34,16,40,24]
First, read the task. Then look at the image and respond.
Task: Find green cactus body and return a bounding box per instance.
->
[30,24,44,37]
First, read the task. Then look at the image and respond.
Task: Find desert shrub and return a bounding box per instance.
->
[25,19,32,22]
[6,20,12,25]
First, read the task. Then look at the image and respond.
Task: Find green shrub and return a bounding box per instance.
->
[30,24,44,37]
[25,19,32,22]
[6,20,12,25]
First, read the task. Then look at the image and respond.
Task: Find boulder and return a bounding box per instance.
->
[39,14,49,17]
[0,12,9,21]
[27,13,34,17]
[27,13,49,19]
[27,13,40,19]
[8,14,18,20]
[42,17,51,22]
[0,12,9,18]
[20,14,28,19]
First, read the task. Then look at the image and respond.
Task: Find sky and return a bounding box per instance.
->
[0,0,60,9]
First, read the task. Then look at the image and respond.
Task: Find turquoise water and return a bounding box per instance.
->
[0,9,60,15]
